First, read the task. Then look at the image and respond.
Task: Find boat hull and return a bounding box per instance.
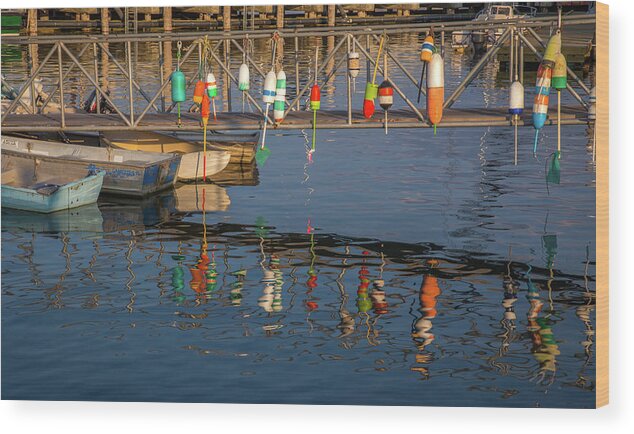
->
[1,171,105,213]
[1,136,180,197]
[100,131,231,180]
[177,151,231,181]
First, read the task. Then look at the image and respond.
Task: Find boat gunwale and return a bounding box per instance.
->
[1,136,181,169]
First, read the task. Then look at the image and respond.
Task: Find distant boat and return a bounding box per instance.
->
[100,130,231,181]
[1,135,180,197]
[2,156,105,213]
[452,4,536,51]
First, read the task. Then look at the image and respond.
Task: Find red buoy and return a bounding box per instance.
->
[310,84,321,110]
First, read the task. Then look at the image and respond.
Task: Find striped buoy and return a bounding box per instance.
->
[274,70,286,122]
[420,35,434,62]
[193,80,205,104]
[263,70,277,104]
[379,80,394,135]
[206,72,217,98]
[552,53,567,90]
[348,52,360,79]
[533,92,550,130]
[378,80,393,111]
[533,64,552,153]
[542,30,562,68]
[509,81,524,115]
[238,63,250,91]
[533,64,552,131]
[426,53,444,130]
[535,63,552,95]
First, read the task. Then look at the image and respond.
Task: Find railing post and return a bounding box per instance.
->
[57,44,66,128]
[93,42,101,114]
[127,41,135,125]
[346,34,352,125]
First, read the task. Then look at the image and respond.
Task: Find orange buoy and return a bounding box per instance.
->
[426,53,444,130]
[193,80,205,105]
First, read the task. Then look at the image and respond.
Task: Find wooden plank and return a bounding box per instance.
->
[595,1,609,409]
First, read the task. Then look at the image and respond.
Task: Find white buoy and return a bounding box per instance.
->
[509,81,525,115]
[426,53,444,131]
[263,70,276,104]
[348,51,360,91]
[238,63,250,91]
[274,70,286,123]
[509,80,524,165]
[260,69,277,149]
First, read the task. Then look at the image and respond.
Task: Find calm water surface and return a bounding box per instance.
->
[1,33,596,407]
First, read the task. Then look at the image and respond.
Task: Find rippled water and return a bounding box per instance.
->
[1,31,596,407]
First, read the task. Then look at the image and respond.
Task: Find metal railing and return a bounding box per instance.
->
[1,14,595,131]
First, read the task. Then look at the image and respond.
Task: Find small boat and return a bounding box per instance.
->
[452,4,536,51]
[169,131,260,165]
[1,135,180,197]
[1,156,105,213]
[100,130,231,181]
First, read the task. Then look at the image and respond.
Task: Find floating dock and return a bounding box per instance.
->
[1,107,588,132]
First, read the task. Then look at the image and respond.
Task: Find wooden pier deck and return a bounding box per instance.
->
[1,106,588,132]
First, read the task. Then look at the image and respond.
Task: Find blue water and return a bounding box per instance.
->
[1,33,596,407]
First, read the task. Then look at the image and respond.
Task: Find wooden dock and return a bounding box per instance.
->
[1,106,588,132]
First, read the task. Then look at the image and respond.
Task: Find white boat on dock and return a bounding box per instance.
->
[1,135,180,197]
[100,130,231,181]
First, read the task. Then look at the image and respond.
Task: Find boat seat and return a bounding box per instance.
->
[28,182,61,196]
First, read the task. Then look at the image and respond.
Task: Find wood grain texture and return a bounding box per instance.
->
[596,1,609,409]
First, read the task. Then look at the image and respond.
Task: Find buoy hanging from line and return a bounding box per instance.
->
[417,32,434,104]
[552,52,567,158]
[310,47,321,156]
[509,80,524,165]
[348,51,360,92]
[170,41,186,127]
[206,71,217,121]
[260,68,277,152]
[274,70,286,123]
[193,80,205,105]
[378,49,393,135]
[426,52,444,134]
[542,30,562,68]
[532,63,552,154]
[238,63,250,91]
[363,34,385,119]
[201,93,211,181]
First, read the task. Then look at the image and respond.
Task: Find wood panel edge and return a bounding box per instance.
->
[595,0,609,409]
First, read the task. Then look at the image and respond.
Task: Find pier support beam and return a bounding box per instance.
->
[101,8,110,36]
[223,7,231,31]
[328,5,336,27]
[162,7,173,106]
[276,6,284,29]
[27,9,38,36]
